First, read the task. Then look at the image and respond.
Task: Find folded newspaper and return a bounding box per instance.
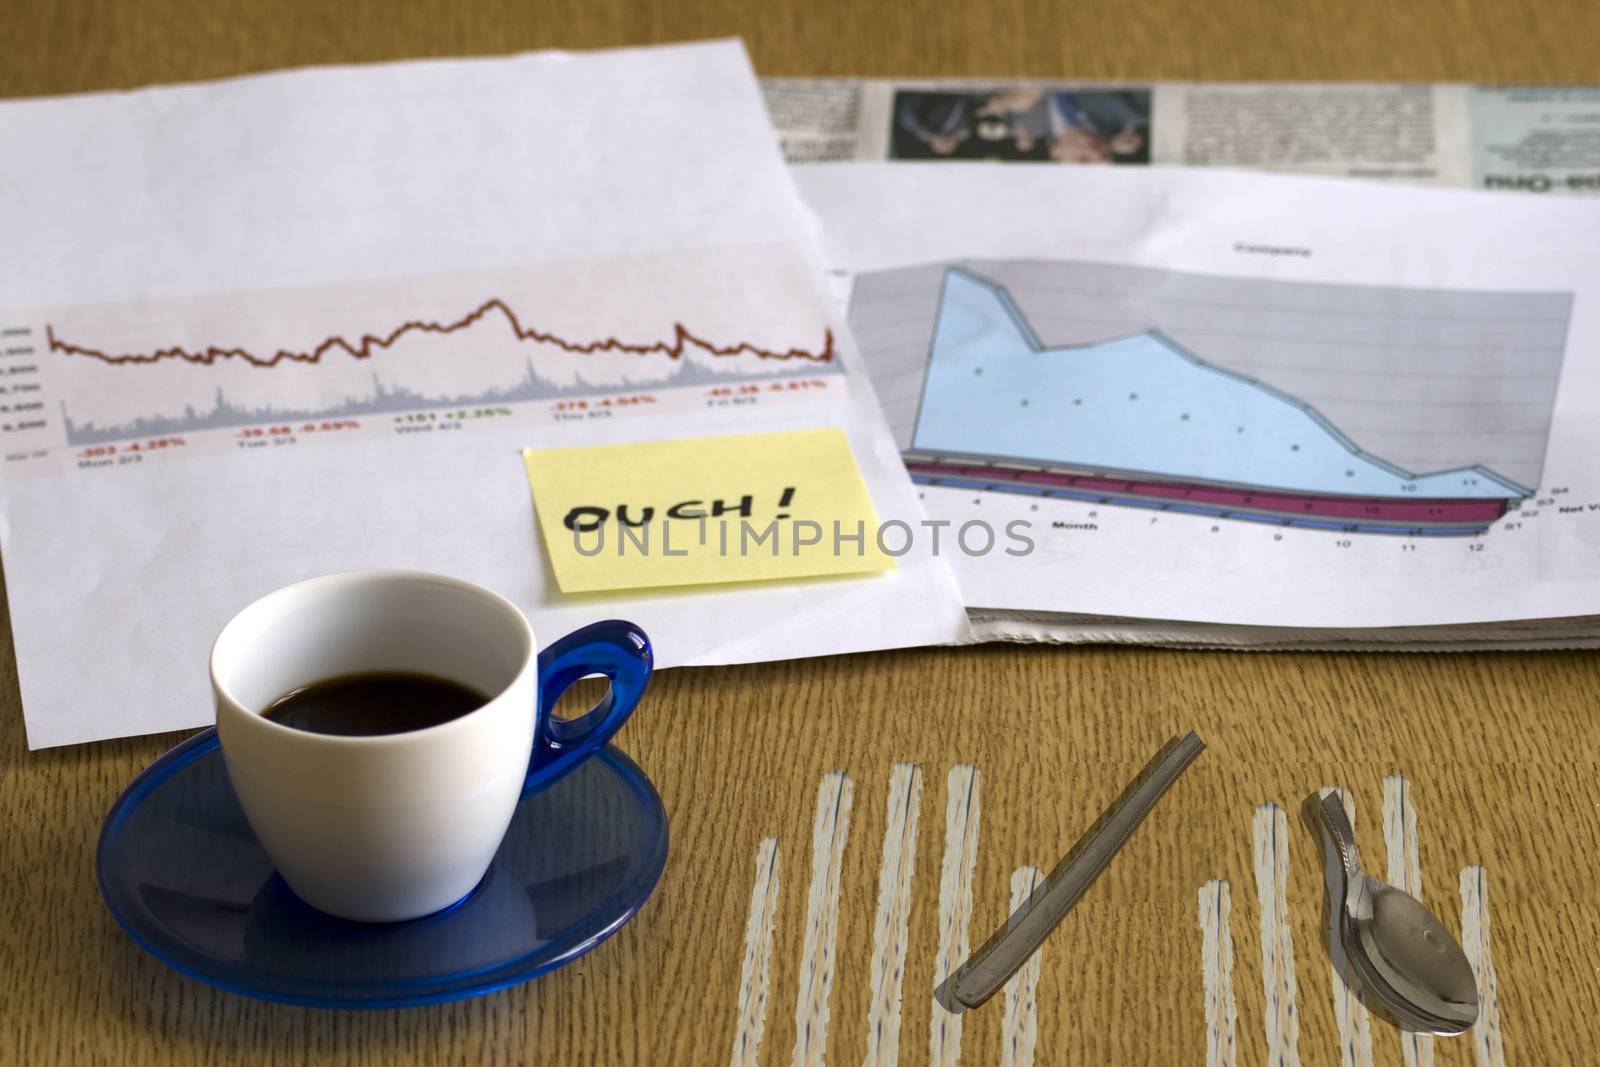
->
[764,77,1600,196]
[795,161,1600,651]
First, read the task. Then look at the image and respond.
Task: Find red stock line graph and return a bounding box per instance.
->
[48,297,841,446]
[45,297,836,369]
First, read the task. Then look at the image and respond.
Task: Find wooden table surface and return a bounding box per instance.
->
[3,1,1599,1064]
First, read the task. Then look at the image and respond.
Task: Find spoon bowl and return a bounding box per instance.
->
[1304,790,1478,1036]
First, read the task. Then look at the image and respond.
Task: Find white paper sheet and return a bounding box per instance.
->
[0,44,969,748]
[796,162,1600,632]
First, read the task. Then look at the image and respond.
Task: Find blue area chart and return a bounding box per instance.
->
[905,268,1526,535]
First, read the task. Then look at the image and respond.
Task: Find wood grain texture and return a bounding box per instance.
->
[731,837,781,1067]
[1460,867,1507,1067]
[3,1,1600,1063]
[791,770,852,1067]
[1000,866,1044,1067]
[1252,803,1305,1067]
[862,762,921,1065]
[930,764,980,1066]
[1199,879,1239,1067]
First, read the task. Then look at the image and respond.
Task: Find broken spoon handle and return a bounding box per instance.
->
[947,731,1205,1010]
[1311,791,1363,882]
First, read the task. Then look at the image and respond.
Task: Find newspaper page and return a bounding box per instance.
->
[764,77,1600,195]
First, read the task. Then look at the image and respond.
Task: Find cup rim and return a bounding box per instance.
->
[210,569,535,747]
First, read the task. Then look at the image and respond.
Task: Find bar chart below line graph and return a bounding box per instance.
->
[1,250,845,449]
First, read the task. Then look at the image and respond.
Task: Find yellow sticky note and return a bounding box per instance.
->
[522,429,894,593]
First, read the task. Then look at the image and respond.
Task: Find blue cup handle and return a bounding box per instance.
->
[528,620,653,788]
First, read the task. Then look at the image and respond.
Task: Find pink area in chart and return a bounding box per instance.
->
[906,463,1512,524]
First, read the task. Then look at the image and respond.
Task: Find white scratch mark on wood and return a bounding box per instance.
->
[1320,788,1375,1067]
[1460,866,1506,1067]
[929,764,980,1067]
[791,771,854,1067]
[1000,866,1044,1067]
[1252,803,1303,1067]
[1198,878,1239,1067]
[863,762,923,1067]
[1382,776,1434,1067]
[731,837,781,1067]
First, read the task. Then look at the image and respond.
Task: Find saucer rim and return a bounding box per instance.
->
[96,727,668,1009]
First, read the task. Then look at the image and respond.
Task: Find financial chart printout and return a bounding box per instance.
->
[22,251,842,452]
[858,261,1565,538]
[798,162,1600,630]
[0,46,967,748]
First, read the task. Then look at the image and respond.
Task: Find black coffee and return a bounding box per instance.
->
[262,671,489,736]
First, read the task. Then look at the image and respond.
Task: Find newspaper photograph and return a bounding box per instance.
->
[887,87,1151,163]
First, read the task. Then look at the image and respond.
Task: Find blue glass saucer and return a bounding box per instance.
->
[96,728,668,1008]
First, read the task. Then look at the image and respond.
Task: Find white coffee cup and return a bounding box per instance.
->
[211,570,652,923]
